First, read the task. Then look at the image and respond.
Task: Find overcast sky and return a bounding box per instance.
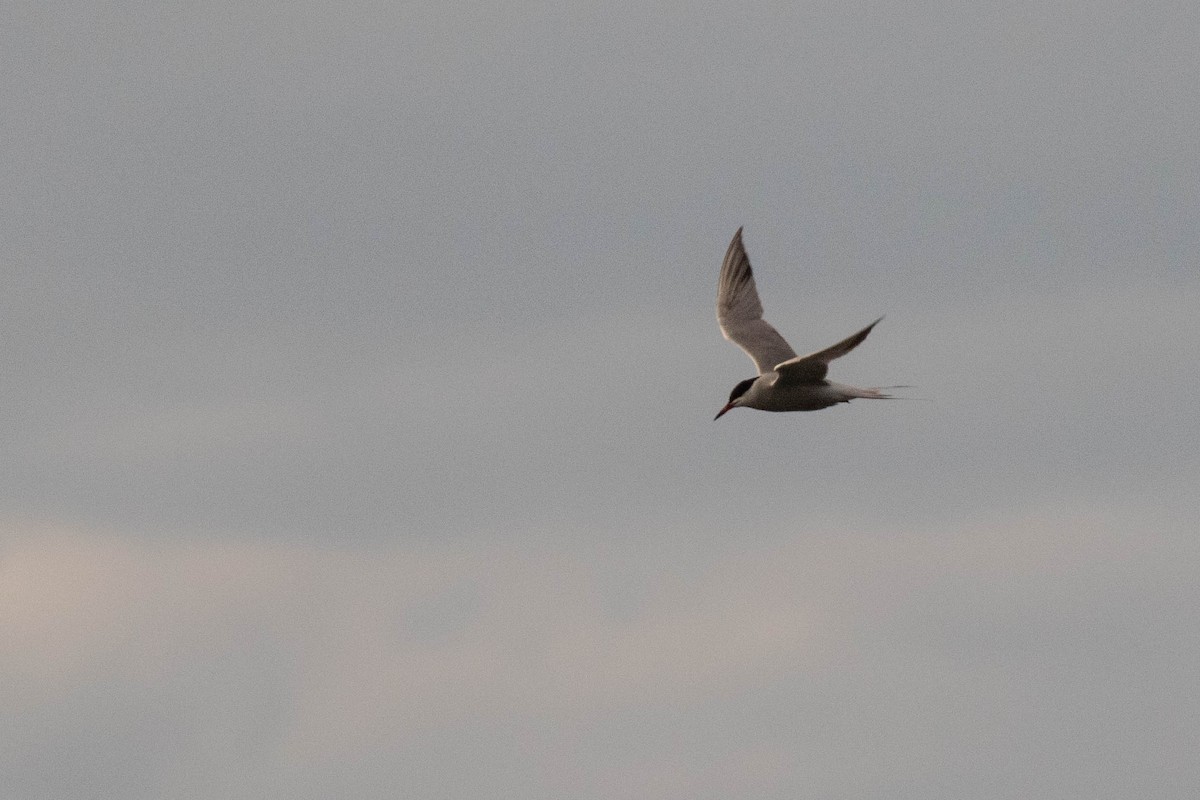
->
[4,2,1199,798]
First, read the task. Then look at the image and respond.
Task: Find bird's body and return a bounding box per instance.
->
[731,376,891,413]
[714,227,896,420]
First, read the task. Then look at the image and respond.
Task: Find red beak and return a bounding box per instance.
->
[713,402,735,420]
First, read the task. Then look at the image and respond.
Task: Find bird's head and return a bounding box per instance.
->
[714,377,757,420]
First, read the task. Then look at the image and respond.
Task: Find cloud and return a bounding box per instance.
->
[5,1,1200,797]
[2,494,1196,798]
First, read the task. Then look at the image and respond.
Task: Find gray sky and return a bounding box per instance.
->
[4,1,1199,798]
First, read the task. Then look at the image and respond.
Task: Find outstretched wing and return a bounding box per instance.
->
[716,227,796,375]
[774,317,883,384]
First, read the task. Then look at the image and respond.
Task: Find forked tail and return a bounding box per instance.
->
[847,385,912,400]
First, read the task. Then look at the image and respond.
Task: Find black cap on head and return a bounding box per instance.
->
[715,377,757,420]
[727,377,757,404]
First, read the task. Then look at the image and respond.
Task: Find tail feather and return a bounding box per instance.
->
[847,385,912,400]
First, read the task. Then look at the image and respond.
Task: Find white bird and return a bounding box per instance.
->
[714,227,897,420]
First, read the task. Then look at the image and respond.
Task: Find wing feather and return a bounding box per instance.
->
[774,317,883,384]
[715,227,796,375]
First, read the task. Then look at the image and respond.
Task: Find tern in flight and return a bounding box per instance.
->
[714,227,897,420]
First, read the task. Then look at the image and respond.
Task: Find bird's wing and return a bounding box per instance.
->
[774,317,883,384]
[716,227,797,375]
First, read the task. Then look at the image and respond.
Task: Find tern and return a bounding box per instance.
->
[714,227,896,420]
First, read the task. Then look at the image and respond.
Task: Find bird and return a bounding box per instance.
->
[714,227,897,420]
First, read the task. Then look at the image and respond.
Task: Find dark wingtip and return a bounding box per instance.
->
[728,227,751,278]
[858,316,885,339]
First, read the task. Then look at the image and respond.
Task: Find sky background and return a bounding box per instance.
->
[4,1,1200,798]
